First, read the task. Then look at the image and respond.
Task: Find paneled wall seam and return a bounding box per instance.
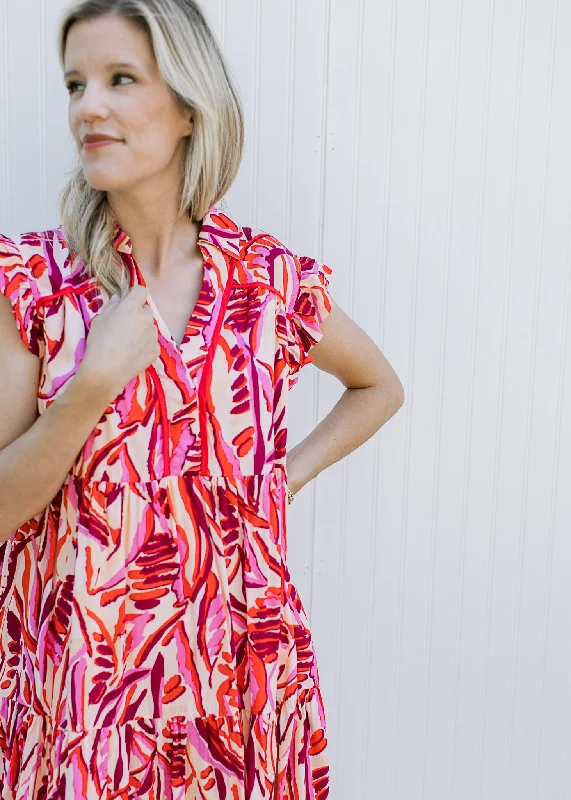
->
[284,0,312,620]
[559,214,571,799]
[285,0,295,243]
[412,0,439,795]
[308,0,332,623]
[446,0,480,796]
[39,0,46,221]
[473,2,501,798]
[363,0,398,792]
[356,0,382,785]
[513,2,560,798]
[473,0,526,791]
[251,0,261,224]
[421,0,465,794]
[1,0,7,228]
[330,0,366,786]
[375,0,399,793]
[390,0,433,794]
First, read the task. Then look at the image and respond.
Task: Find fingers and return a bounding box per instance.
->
[101,285,148,312]
[97,293,120,317]
[124,285,150,307]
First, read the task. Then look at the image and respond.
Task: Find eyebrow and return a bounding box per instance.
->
[63,62,140,79]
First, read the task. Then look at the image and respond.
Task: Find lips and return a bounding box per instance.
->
[82,134,122,144]
[82,135,123,152]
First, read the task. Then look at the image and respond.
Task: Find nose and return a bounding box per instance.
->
[75,82,111,122]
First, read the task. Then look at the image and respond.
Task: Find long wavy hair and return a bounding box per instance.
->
[56,0,244,299]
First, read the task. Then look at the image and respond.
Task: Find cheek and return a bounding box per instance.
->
[135,96,186,146]
[68,108,79,139]
[128,122,184,165]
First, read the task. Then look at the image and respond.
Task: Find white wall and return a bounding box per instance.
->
[2,1,571,798]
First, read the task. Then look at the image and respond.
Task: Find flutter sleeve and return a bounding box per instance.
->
[285,253,334,388]
[0,234,42,356]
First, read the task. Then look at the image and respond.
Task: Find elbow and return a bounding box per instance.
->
[391,376,405,411]
[391,389,405,417]
[369,376,404,420]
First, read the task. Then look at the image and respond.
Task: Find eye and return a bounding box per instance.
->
[112,73,135,87]
[65,73,135,95]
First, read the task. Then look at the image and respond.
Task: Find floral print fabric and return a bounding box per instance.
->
[0,205,333,799]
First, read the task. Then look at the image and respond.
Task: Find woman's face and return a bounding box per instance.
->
[63,13,193,193]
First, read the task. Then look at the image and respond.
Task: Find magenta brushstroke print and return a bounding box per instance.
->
[0,204,332,799]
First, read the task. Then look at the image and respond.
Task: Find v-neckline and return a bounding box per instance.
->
[128,242,212,354]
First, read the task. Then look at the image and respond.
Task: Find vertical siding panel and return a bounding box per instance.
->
[451,1,524,798]
[533,145,571,800]
[223,0,258,219]
[478,0,557,797]
[355,0,396,793]
[308,0,363,791]
[0,0,8,230]
[415,0,466,796]
[533,12,571,795]
[38,0,46,221]
[283,0,296,247]
[5,0,42,228]
[391,0,434,795]
[251,0,261,223]
[284,0,331,622]
[505,1,560,798]
[328,0,375,793]
[363,0,402,796]
[356,0,401,790]
[281,0,319,609]
[255,1,291,232]
[559,223,571,796]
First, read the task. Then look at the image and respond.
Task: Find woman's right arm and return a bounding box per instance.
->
[0,295,114,543]
[0,283,161,543]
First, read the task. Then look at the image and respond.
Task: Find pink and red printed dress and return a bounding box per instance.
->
[0,205,333,799]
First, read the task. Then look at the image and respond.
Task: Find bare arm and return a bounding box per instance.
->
[0,284,161,543]
[0,295,112,543]
[286,296,405,497]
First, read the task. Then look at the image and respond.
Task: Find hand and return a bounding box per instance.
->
[76,285,161,403]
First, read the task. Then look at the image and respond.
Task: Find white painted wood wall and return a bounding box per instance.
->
[2,1,571,798]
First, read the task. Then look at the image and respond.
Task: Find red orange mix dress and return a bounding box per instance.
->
[0,205,333,799]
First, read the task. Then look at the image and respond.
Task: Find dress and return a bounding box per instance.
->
[0,205,333,799]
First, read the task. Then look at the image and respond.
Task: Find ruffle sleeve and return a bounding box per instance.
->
[0,234,42,357]
[285,254,333,388]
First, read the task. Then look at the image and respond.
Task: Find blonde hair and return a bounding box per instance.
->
[56,0,244,299]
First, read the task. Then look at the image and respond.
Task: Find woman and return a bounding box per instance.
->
[0,0,404,796]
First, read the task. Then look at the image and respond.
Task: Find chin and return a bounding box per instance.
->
[81,169,130,192]
[82,175,117,192]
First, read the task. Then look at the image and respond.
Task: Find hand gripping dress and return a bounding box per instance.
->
[0,205,333,800]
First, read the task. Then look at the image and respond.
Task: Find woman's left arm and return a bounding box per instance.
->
[286,296,405,498]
